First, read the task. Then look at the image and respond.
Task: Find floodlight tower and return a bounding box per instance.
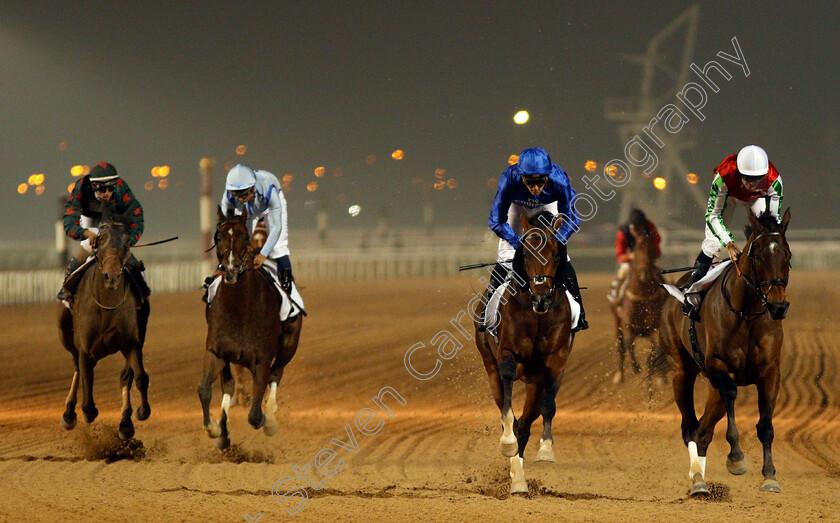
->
[604,5,707,228]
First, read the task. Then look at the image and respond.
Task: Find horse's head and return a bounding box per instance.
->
[744,208,792,320]
[96,211,132,290]
[215,206,253,284]
[515,213,567,314]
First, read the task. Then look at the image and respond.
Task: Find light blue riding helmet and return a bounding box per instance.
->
[225,164,257,191]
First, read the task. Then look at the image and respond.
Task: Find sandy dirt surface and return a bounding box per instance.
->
[1,270,838,522]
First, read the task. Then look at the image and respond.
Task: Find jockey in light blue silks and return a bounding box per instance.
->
[482,147,588,332]
[221,164,295,294]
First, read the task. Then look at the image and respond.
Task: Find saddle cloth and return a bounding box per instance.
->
[661,260,732,309]
[206,259,304,321]
[484,280,580,340]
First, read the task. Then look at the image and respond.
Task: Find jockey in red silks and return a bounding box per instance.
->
[607,208,661,304]
[57,162,148,301]
[682,145,784,318]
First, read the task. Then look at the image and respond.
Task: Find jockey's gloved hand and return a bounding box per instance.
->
[254,253,267,269]
[725,242,741,264]
[84,229,98,248]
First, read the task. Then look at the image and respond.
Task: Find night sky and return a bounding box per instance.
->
[2,1,837,243]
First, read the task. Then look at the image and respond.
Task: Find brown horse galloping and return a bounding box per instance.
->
[609,223,668,384]
[58,212,151,440]
[474,213,575,494]
[659,209,791,495]
[198,208,302,449]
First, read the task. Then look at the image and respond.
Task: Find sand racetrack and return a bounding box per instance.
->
[1,270,839,522]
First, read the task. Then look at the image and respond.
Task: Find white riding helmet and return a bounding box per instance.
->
[736,145,769,177]
[225,164,257,191]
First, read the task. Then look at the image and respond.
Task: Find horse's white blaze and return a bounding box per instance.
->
[688,441,706,479]
[227,251,234,268]
[65,371,79,405]
[500,408,516,445]
[509,456,527,493]
[121,385,130,412]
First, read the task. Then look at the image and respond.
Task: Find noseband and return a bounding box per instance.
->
[516,229,565,311]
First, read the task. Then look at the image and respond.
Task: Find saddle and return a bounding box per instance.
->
[203,261,306,321]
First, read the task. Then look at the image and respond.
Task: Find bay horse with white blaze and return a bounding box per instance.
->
[474,213,576,494]
[198,207,302,449]
[659,209,791,495]
[58,210,151,440]
[609,222,668,384]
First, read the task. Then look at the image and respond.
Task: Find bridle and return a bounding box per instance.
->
[91,223,131,310]
[516,229,565,312]
[722,230,790,318]
[215,221,253,277]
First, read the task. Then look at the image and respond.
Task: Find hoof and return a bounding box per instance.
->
[689,473,709,497]
[118,422,135,441]
[535,447,555,463]
[759,479,781,493]
[61,411,77,431]
[612,371,623,385]
[215,436,231,450]
[509,456,527,494]
[500,440,518,457]
[248,412,266,430]
[205,421,221,439]
[263,421,279,437]
[726,457,748,475]
[82,406,98,423]
[135,404,151,421]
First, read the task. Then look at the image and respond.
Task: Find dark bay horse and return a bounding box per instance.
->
[659,209,791,495]
[198,208,302,449]
[58,213,151,440]
[609,223,668,384]
[473,213,575,494]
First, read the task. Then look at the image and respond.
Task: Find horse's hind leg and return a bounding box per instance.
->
[509,381,542,495]
[78,353,98,423]
[127,347,150,421]
[61,366,80,430]
[216,363,235,449]
[498,353,518,458]
[756,363,781,493]
[247,364,270,430]
[198,351,225,438]
[118,361,135,440]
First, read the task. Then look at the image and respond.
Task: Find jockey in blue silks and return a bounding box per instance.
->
[482,147,588,331]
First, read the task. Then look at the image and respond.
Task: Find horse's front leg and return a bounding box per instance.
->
[613,319,626,384]
[61,366,80,430]
[509,380,542,494]
[247,363,270,430]
[197,351,225,438]
[707,357,746,477]
[127,346,150,421]
[498,351,518,458]
[626,329,641,374]
[672,349,704,495]
[78,352,98,423]
[537,351,568,463]
[216,362,235,449]
[756,362,782,493]
[118,360,135,440]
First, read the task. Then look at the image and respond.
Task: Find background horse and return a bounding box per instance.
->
[58,211,151,441]
[658,209,791,496]
[473,213,575,494]
[609,223,668,385]
[198,208,302,449]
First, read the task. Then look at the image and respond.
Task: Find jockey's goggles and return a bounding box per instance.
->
[521,175,549,187]
[91,182,116,192]
[230,186,255,199]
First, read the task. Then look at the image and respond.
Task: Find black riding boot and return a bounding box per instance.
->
[565,262,589,332]
[57,257,84,301]
[478,263,508,331]
[127,255,151,297]
[682,252,713,319]
[275,255,294,295]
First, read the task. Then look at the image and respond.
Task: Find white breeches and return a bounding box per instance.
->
[702,197,768,258]
[79,216,100,253]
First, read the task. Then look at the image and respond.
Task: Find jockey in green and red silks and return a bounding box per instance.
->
[483,147,588,332]
[58,162,148,301]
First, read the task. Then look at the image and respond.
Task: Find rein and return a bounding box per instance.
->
[721,231,789,319]
[92,273,130,310]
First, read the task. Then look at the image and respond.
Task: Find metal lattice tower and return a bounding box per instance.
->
[604,5,707,228]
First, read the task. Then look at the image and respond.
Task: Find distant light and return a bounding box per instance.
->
[307,181,318,192]
[653,177,667,190]
[28,174,45,185]
[348,204,361,217]
[158,166,170,177]
[151,167,159,177]
[314,166,326,178]
[687,173,699,184]
[66,183,75,194]
[58,141,68,152]
[487,177,498,188]
[17,183,28,194]
[434,168,446,179]
[27,174,37,185]
[446,178,458,189]
[365,155,377,165]
[513,110,530,125]
[508,155,519,166]
[144,181,154,191]
[606,165,618,177]
[433,181,445,190]
[158,179,169,189]
[333,167,343,177]
[236,145,247,155]
[391,149,404,160]
[71,165,87,177]
[584,160,597,172]
[282,174,294,184]
[35,185,45,196]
